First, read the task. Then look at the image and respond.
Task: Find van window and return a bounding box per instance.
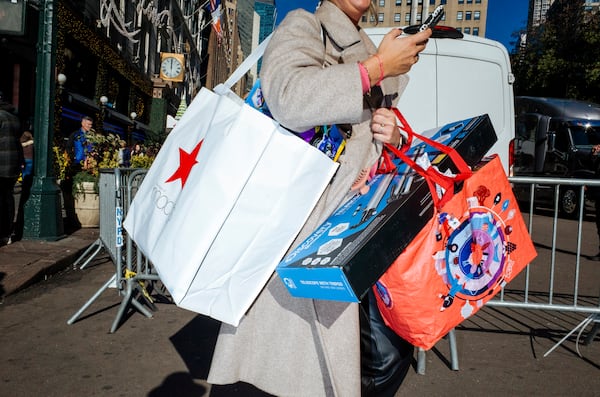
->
[516,115,538,141]
[570,125,600,146]
[588,127,600,144]
[554,125,570,152]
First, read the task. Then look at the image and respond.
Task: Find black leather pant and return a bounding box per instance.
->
[360,289,414,397]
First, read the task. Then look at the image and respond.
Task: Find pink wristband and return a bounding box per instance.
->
[358,62,371,94]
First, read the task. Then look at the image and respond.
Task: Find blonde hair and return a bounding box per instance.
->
[20,131,33,143]
[369,2,377,18]
[370,2,379,25]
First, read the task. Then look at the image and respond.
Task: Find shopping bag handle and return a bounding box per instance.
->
[221,33,273,90]
[384,108,473,208]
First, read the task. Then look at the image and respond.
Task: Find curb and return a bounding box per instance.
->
[4,245,91,297]
[0,229,100,299]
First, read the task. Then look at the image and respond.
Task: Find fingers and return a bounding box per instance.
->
[372,124,401,146]
[412,28,432,45]
[377,28,432,77]
[385,27,403,40]
[371,108,401,146]
[409,30,431,57]
[372,108,396,126]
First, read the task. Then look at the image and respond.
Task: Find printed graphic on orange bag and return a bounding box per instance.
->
[374,156,537,350]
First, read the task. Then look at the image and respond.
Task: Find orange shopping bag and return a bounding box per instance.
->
[373,154,537,350]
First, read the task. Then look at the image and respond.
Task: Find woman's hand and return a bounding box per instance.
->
[380,28,431,76]
[361,28,431,85]
[371,108,402,146]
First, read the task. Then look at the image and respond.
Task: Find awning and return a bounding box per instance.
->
[104,108,134,126]
[64,92,100,114]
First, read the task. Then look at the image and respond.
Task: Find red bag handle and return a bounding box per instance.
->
[385,108,473,208]
[376,149,396,174]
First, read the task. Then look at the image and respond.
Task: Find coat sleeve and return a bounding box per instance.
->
[260,11,365,132]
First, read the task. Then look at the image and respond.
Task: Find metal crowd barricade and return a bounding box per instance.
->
[67,168,161,333]
[487,176,600,357]
[71,168,130,269]
[418,176,600,374]
[67,169,599,361]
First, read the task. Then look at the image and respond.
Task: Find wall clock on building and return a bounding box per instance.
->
[160,53,185,82]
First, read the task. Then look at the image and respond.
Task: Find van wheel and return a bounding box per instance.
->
[559,187,580,218]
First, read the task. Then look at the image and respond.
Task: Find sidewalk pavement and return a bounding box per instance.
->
[0,227,99,298]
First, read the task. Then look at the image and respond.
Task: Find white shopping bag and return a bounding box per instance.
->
[124,37,338,326]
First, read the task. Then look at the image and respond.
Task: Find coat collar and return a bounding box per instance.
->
[315,1,405,105]
[315,1,365,50]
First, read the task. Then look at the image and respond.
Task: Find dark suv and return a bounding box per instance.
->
[514,96,600,217]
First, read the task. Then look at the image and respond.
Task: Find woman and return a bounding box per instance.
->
[0,95,22,246]
[208,1,431,396]
[20,131,34,178]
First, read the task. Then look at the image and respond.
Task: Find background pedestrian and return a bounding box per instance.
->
[68,115,94,169]
[0,92,23,246]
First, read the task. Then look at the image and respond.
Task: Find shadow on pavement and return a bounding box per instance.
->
[170,314,221,380]
[459,305,600,369]
[168,314,279,396]
[147,372,208,397]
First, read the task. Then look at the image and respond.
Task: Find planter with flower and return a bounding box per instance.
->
[72,132,122,227]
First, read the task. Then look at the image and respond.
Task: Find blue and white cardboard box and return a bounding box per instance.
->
[277,114,498,302]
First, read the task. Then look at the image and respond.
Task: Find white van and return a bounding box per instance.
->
[365,28,515,175]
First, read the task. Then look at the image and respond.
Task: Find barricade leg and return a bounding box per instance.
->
[71,238,104,270]
[583,314,599,345]
[448,329,459,371]
[417,348,427,375]
[416,328,459,375]
[109,276,154,333]
[67,274,116,324]
[544,314,598,357]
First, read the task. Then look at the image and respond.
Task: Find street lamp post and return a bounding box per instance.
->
[99,95,108,134]
[23,0,64,240]
[57,73,67,92]
[129,111,137,147]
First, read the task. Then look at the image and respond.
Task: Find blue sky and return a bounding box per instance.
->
[275,0,529,51]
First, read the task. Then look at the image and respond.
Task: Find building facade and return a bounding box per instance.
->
[528,0,554,28]
[360,0,488,37]
[0,0,235,239]
[237,0,256,61]
[0,0,216,145]
[526,0,600,39]
[254,0,276,73]
[584,0,600,11]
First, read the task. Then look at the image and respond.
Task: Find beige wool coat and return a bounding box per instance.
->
[207,2,409,396]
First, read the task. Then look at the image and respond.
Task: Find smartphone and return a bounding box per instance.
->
[419,5,445,32]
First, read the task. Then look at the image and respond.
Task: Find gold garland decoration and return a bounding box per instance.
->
[57,2,153,96]
[54,13,66,137]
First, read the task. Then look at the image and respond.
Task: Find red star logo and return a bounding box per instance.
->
[165,141,203,188]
